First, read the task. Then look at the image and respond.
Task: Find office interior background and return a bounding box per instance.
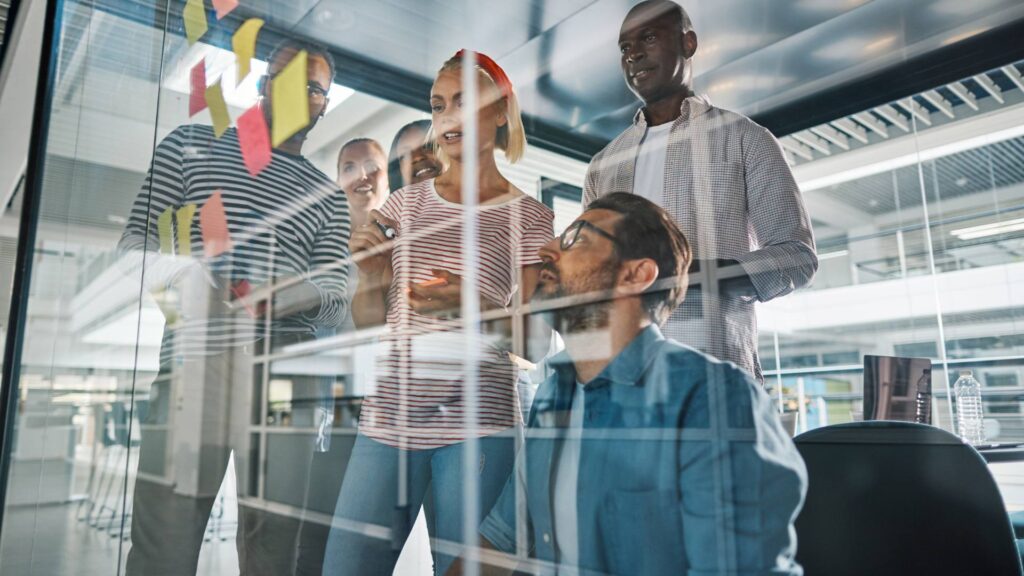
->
[0,0,1023,574]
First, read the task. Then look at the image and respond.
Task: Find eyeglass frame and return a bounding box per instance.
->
[257,75,330,101]
[559,219,621,251]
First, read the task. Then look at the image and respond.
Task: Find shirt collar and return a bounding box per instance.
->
[632,93,713,126]
[548,324,666,389]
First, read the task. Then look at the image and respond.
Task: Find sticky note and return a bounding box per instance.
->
[183,0,208,46]
[189,59,207,117]
[230,279,262,318]
[212,0,238,20]
[232,18,264,86]
[271,49,309,147]
[176,204,197,256]
[157,207,174,255]
[205,80,231,138]
[200,191,232,257]
[237,104,272,177]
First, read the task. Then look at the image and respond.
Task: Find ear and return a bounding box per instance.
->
[683,30,698,59]
[616,258,659,297]
[495,96,508,127]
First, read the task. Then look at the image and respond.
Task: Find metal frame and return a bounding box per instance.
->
[0,0,63,541]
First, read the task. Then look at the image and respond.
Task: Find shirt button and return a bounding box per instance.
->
[543,532,551,543]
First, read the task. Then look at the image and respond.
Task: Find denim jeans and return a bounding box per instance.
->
[323,432,515,575]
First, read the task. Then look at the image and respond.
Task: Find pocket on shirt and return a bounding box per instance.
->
[599,488,685,575]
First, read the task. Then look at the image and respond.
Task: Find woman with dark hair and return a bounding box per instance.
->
[387,119,442,190]
[324,51,553,575]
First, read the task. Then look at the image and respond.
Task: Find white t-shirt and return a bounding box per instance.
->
[632,122,673,204]
[553,381,586,574]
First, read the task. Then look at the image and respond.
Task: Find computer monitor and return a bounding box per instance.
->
[863,355,933,424]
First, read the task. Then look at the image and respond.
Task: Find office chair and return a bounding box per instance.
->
[793,421,1022,576]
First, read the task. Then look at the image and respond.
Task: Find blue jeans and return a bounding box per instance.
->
[323,432,516,575]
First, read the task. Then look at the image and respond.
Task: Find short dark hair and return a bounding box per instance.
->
[630,0,694,33]
[587,192,691,325]
[267,38,337,82]
[387,119,433,190]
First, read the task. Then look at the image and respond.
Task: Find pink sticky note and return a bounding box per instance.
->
[200,191,233,257]
[237,104,272,177]
[189,59,207,117]
[212,0,238,20]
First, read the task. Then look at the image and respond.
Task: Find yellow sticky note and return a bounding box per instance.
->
[157,207,174,255]
[176,204,197,256]
[271,49,309,147]
[205,81,231,138]
[183,0,208,46]
[232,18,264,86]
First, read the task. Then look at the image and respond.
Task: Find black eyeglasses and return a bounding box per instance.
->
[258,75,329,101]
[560,220,620,251]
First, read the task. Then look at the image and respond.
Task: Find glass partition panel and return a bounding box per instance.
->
[2,2,1023,576]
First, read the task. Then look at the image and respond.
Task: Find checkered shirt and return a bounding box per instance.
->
[583,95,818,382]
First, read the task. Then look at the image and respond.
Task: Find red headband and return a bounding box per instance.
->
[453,49,513,99]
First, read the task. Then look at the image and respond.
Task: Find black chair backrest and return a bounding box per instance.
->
[794,421,1022,576]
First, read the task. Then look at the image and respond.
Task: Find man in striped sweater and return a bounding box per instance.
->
[119,39,349,576]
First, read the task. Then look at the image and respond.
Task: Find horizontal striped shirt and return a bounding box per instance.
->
[118,124,350,356]
[359,180,554,449]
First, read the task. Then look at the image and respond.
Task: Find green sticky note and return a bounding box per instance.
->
[271,49,309,147]
[205,80,231,138]
[157,207,174,255]
[176,204,197,256]
[183,0,208,46]
[232,19,264,86]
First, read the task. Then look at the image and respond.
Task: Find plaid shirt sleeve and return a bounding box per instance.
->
[734,126,818,302]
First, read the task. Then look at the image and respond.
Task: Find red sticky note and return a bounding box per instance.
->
[200,191,233,257]
[237,104,272,177]
[189,59,207,117]
[212,0,238,20]
[230,279,264,318]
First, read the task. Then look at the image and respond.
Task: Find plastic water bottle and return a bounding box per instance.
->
[954,370,986,445]
[914,368,932,424]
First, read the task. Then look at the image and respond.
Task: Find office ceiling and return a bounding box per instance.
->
[78,0,1024,158]
[250,0,1024,147]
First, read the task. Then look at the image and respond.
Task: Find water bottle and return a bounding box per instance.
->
[914,368,931,424]
[954,370,986,445]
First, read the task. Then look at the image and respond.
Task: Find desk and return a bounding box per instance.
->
[980,445,1024,464]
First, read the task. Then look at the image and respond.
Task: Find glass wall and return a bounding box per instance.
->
[1,0,1023,575]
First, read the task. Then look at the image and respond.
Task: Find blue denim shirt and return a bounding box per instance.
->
[480,325,807,575]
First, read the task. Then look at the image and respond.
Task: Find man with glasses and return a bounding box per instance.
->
[449,193,806,575]
[119,39,349,576]
[585,0,817,382]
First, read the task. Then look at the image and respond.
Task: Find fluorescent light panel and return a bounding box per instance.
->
[951,217,1024,240]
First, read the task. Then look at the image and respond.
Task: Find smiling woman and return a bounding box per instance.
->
[336,138,389,230]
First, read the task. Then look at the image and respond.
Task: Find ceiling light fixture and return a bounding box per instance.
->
[950,217,1024,240]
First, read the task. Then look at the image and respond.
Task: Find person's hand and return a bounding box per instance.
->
[350,209,396,277]
[408,269,462,317]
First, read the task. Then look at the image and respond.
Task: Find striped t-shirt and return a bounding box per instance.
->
[118,124,350,356]
[358,180,554,449]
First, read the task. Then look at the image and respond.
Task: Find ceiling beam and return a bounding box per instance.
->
[948,82,979,111]
[973,73,1003,104]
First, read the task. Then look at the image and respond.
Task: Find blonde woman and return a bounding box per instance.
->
[325,51,553,575]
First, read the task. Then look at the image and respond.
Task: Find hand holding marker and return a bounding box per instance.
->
[375,219,396,240]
